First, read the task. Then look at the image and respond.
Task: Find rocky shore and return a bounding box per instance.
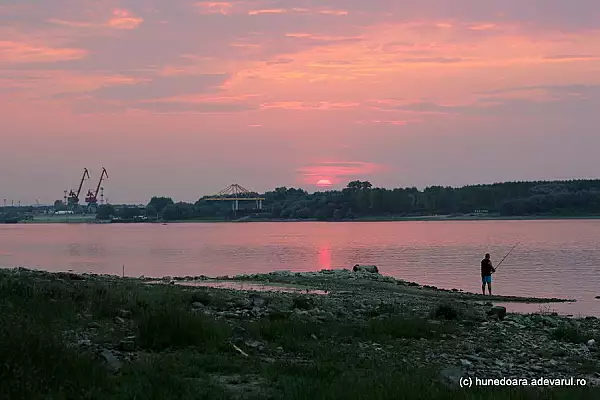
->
[1,267,599,399]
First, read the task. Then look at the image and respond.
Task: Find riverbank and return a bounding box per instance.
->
[1,267,599,399]
[13,214,600,224]
[141,215,600,223]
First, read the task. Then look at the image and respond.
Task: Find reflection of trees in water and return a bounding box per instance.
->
[67,243,108,258]
[149,248,188,258]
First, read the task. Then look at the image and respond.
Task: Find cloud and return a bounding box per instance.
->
[542,54,599,61]
[48,9,144,30]
[46,72,235,114]
[86,73,230,101]
[469,85,600,118]
[368,99,464,115]
[355,119,409,125]
[364,84,600,120]
[70,99,127,115]
[130,100,257,114]
[0,40,87,64]
[265,58,294,65]
[194,2,241,15]
[195,1,348,17]
[284,33,363,43]
[248,8,348,16]
[260,101,360,110]
[477,84,600,98]
[396,57,465,64]
[61,86,259,115]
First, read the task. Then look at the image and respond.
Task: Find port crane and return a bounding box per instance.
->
[67,168,90,206]
[85,168,108,206]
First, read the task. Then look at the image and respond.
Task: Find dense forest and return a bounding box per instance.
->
[96,179,600,221]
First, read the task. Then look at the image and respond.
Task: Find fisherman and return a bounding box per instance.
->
[481,253,496,295]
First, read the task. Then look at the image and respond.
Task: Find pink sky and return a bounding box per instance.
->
[1,0,600,204]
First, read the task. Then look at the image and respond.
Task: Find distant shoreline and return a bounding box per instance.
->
[166,215,600,223]
[14,214,600,224]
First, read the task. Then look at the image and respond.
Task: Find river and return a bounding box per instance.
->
[1,220,599,315]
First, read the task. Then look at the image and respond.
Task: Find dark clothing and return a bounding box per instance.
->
[481,259,494,277]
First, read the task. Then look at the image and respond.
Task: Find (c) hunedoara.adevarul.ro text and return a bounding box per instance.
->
[459,376,588,388]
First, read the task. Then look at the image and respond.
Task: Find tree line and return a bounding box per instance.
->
[95,179,600,221]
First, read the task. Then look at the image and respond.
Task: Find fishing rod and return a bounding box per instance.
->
[494,242,519,272]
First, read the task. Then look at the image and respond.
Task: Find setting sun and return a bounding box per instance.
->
[316,179,332,187]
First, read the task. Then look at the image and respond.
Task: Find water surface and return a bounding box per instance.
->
[1,220,599,315]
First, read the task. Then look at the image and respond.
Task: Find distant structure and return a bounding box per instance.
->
[85,168,108,208]
[205,184,265,211]
[67,168,90,207]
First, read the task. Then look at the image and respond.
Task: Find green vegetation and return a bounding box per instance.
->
[1,268,598,399]
[551,324,600,344]
[433,302,460,320]
[3,178,600,223]
[99,179,600,221]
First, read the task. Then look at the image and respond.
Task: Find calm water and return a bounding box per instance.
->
[1,221,599,315]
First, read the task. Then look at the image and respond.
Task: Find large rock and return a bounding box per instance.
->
[99,349,122,372]
[487,306,507,320]
[353,265,379,273]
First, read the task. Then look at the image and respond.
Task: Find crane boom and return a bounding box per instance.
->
[67,168,90,205]
[85,168,108,205]
[76,168,90,198]
[94,168,108,197]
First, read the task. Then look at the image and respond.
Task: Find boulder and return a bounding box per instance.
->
[352,265,379,273]
[119,339,136,351]
[487,306,507,320]
[99,349,122,372]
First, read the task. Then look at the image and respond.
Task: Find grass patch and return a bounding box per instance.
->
[2,268,600,400]
[364,316,454,340]
[245,318,321,352]
[244,315,454,353]
[114,355,232,400]
[551,324,597,344]
[0,312,111,400]
[266,360,600,400]
[136,307,232,351]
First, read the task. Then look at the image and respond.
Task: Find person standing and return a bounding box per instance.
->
[481,253,496,295]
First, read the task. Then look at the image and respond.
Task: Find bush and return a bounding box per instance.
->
[433,302,459,320]
[551,325,596,344]
[292,296,314,310]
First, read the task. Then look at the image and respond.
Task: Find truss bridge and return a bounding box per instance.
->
[205,184,265,211]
